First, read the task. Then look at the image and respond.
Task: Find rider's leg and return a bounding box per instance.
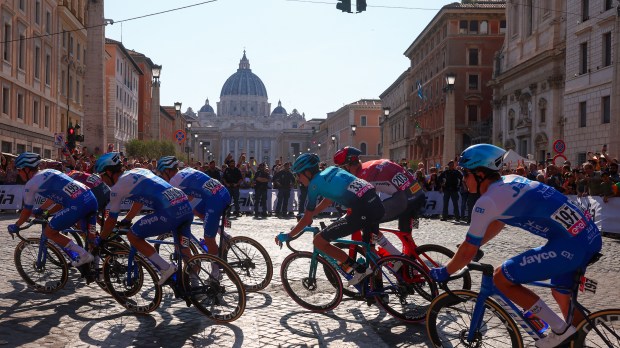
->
[552,289,584,326]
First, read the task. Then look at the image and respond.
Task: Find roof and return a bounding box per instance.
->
[105,38,144,75]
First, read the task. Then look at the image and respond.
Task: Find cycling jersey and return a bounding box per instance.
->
[306,166,375,212]
[67,170,111,212]
[23,169,97,231]
[170,167,231,238]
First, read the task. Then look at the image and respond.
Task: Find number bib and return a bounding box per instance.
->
[162,187,188,206]
[202,180,223,195]
[62,182,83,199]
[347,178,372,198]
[551,203,587,236]
[390,172,411,191]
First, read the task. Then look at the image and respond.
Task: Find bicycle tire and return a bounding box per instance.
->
[103,249,162,314]
[154,232,200,260]
[221,236,273,292]
[94,240,130,294]
[182,254,246,322]
[572,308,620,347]
[372,254,438,323]
[426,289,523,348]
[415,244,472,290]
[14,238,69,293]
[280,251,343,312]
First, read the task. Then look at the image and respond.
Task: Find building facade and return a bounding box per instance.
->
[380,69,410,162]
[404,1,506,168]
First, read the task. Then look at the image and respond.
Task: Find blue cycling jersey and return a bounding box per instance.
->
[23,169,93,209]
[169,167,231,204]
[305,166,374,212]
[108,168,191,219]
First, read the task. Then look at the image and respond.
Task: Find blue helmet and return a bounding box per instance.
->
[292,153,320,174]
[458,144,506,171]
[15,152,41,169]
[157,156,179,172]
[94,152,122,174]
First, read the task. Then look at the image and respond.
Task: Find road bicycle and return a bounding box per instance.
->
[102,221,247,322]
[153,207,272,292]
[279,225,438,323]
[11,215,127,293]
[425,254,620,347]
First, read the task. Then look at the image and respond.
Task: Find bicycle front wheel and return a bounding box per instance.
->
[14,238,68,293]
[572,308,620,347]
[415,244,472,290]
[372,255,438,323]
[183,254,246,322]
[103,249,162,314]
[154,233,200,261]
[426,290,523,348]
[221,236,273,292]
[280,251,343,312]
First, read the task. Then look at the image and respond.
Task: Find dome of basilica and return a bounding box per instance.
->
[271,100,287,116]
[199,99,214,113]
[220,51,268,98]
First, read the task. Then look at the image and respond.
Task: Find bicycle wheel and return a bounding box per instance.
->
[182,254,246,322]
[572,308,620,347]
[103,249,162,314]
[371,255,438,323]
[280,251,343,312]
[14,238,69,293]
[94,240,130,294]
[415,244,472,290]
[154,233,200,261]
[426,289,523,348]
[221,236,273,292]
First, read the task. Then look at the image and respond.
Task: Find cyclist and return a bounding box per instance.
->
[274,153,384,285]
[429,144,602,348]
[95,152,194,285]
[157,156,231,260]
[7,152,97,267]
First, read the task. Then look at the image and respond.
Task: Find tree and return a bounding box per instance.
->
[125,139,180,160]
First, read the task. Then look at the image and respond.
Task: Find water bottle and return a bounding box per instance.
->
[523,310,549,334]
[199,238,209,252]
[64,248,79,261]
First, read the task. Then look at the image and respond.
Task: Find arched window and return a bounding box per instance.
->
[508,109,515,130]
[360,143,367,155]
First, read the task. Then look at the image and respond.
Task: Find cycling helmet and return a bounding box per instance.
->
[94,152,122,174]
[458,144,506,171]
[15,152,41,169]
[333,146,362,166]
[157,156,179,172]
[292,153,320,174]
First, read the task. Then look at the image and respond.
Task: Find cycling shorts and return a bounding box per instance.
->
[318,189,384,242]
[131,202,194,239]
[48,191,98,231]
[194,197,229,238]
[501,225,602,292]
[380,190,426,232]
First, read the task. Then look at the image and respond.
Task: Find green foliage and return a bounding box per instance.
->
[125,139,178,160]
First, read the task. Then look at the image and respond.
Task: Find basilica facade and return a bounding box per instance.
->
[188,52,312,165]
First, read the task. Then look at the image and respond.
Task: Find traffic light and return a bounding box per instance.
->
[336,0,352,13]
[67,125,76,151]
[76,134,84,142]
[356,0,367,12]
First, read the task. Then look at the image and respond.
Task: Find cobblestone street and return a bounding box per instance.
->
[1,212,619,347]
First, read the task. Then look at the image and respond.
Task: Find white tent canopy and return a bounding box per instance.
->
[503,149,535,167]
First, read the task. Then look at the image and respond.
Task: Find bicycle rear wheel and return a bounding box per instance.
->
[426,290,523,348]
[14,238,68,293]
[182,254,246,322]
[280,251,343,312]
[572,308,620,348]
[94,240,130,294]
[372,255,437,323]
[415,244,472,290]
[221,236,273,292]
[103,249,162,314]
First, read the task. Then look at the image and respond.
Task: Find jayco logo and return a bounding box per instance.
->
[519,251,557,266]
[139,216,159,226]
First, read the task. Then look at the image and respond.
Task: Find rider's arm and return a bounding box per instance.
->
[480,220,505,246]
[313,197,333,213]
[287,209,316,238]
[100,215,118,240]
[123,202,144,221]
[445,220,504,274]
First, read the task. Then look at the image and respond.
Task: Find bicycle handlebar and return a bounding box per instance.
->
[284,225,320,253]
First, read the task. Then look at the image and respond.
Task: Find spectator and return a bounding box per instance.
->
[562,172,577,195]
[239,163,253,189]
[223,158,243,217]
[545,164,564,193]
[438,160,462,221]
[272,161,295,217]
[253,162,270,218]
[600,172,614,203]
[417,162,426,175]
[584,162,602,196]
[608,162,619,183]
[205,160,222,181]
[516,166,526,177]
[0,154,8,184]
[319,161,327,171]
[576,170,588,197]
[4,159,18,184]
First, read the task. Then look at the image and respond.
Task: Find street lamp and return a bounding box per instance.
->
[351,124,357,135]
[444,73,456,92]
[443,73,456,163]
[383,107,390,119]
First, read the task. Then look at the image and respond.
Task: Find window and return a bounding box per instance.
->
[61,70,66,95]
[1,141,11,153]
[16,144,25,154]
[509,110,515,130]
[33,100,39,124]
[582,0,589,21]
[361,115,367,126]
[500,20,506,34]
[3,24,11,62]
[44,149,51,159]
[76,80,80,103]
[580,42,588,74]
[44,105,49,128]
[62,30,66,48]
[579,101,587,127]
[35,1,41,25]
[469,21,478,34]
[45,11,51,34]
[468,105,478,122]
[526,0,533,36]
[605,0,613,11]
[360,143,367,155]
[69,34,73,56]
[33,147,41,155]
[468,74,479,90]
[480,21,488,34]
[45,54,51,85]
[69,75,73,100]
[18,34,25,70]
[540,107,546,124]
[1,87,9,115]
[602,96,611,124]
[459,20,468,34]
[603,32,612,67]
[34,46,40,79]
[19,0,25,11]
[77,43,81,61]
[469,48,479,66]
[17,93,24,120]
[577,153,587,166]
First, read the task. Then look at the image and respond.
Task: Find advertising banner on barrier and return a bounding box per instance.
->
[1,185,618,234]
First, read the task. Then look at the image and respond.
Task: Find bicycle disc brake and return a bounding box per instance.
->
[302,277,317,291]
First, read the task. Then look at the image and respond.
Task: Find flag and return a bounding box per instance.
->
[417,81,424,100]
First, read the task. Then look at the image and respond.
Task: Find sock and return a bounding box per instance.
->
[375,234,401,256]
[149,253,171,271]
[65,240,88,256]
[528,298,568,332]
[211,262,220,279]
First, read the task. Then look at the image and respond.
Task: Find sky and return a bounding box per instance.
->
[104,0,455,120]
